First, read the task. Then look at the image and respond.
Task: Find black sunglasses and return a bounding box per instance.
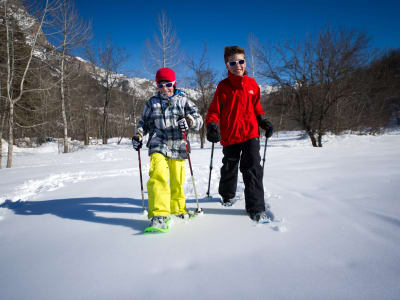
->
[228,59,245,67]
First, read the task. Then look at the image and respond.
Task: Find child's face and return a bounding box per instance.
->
[157,81,174,97]
[226,53,246,77]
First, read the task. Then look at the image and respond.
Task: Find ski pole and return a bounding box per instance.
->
[183,130,203,214]
[206,142,214,199]
[137,148,147,214]
[262,137,269,174]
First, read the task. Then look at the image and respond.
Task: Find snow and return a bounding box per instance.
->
[260,83,277,94]
[75,56,88,63]
[1,131,400,300]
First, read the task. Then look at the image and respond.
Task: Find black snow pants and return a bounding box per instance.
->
[218,137,265,214]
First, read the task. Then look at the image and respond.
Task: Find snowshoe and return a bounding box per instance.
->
[221,197,234,207]
[264,209,275,222]
[144,216,172,233]
[249,210,274,224]
[175,210,197,220]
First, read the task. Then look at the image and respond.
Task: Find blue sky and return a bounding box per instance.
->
[73,0,400,83]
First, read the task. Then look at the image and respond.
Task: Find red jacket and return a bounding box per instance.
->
[206,71,265,146]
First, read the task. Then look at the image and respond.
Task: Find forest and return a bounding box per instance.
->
[1,0,399,168]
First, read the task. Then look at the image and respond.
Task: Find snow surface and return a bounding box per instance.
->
[1,131,400,300]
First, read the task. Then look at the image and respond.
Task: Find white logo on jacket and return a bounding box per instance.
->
[249,90,254,95]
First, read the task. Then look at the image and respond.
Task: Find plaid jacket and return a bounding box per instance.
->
[136,89,203,159]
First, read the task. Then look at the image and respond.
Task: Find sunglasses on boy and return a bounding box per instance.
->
[227,59,245,67]
[157,81,175,88]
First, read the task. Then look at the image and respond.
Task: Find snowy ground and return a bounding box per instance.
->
[1,131,400,300]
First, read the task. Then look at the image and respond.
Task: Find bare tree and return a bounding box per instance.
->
[2,0,61,167]
[112,91,129,144]
[144,10,184,74]
[0,80,6,168]
[345,49,400,133]
[257,27,371,146]
[86,37,129,144]
[186,42,216,148]
[247,33,261,80]
[51,0,91,153]
[127,78,153,135]
[69,71,101,146]
[77,77,91,145]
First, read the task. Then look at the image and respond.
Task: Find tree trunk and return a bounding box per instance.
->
[102,107,108,144]
[60,54,69,153]
[0,126,3,169]
[0,137,2,169]
[102,90,111,145]
[0,90,5,169]
[306,130,318,147]
[7,101,14,168]
[317,132,323,147]
[200,125,206,149]
[82,109,89,145]
[0,107,6,169]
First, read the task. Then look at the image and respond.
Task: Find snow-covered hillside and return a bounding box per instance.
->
[1,131,400,300]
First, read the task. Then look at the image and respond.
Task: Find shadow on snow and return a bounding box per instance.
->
[0,196,245,231]
[1,197,148,232]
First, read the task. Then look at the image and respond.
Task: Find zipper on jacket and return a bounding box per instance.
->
[160,99,170,126]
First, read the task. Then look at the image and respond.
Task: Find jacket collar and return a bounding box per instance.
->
[158,89,184,109]
[227,70,248,88]
[158,88,182,100]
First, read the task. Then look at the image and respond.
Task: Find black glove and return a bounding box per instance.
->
[206,122,221,143]
[132,135,143,151]
[257,115,273,138]
[177,117,189,133]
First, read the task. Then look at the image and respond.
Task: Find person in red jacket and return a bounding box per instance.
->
[206,45,274,223]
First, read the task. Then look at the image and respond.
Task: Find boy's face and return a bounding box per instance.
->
[226,53,246,77]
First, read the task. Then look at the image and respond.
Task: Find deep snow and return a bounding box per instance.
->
[1,131,400,300]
